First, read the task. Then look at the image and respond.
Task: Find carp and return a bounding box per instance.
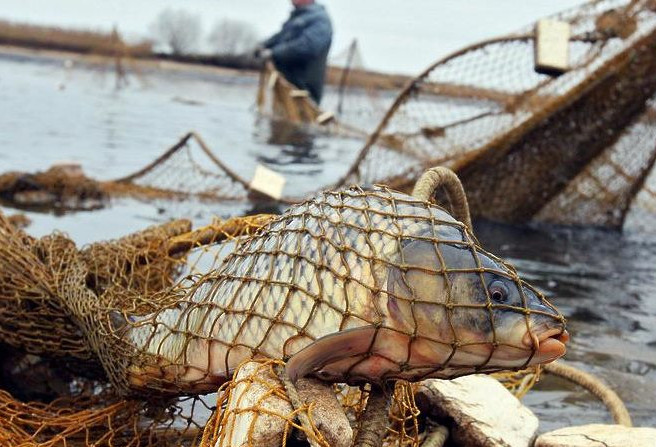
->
[120,186,567,392]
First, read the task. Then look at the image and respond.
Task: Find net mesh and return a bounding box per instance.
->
[256,39,400,138]
[0,134,252,214]
[256,61,375,140]
[0,184,564,446]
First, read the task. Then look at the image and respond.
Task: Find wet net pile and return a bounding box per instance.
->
[0,184,564,446]
[0,164,107,212]
[0,210,269,446]
[335,0,656,230]
[0,133,253,214]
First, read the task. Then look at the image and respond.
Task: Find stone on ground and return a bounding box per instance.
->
[219,361,352,447]
[295,377,353,447]
[415,374,538,447]
[535,424,656,447]
[220,361,293,447]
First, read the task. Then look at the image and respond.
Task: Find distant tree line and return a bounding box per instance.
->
[150,8,259,56]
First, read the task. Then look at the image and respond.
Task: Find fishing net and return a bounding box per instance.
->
[93,186,564,396]
[0,133,254,214]
[535,95,656,228]
[255,61,378,140]
[3,1,656,230]
[335,0,656,230]
[0,183,565,446]
[324,39,406,135]
[0,211,275,446]
[0,164,107,212]
[256,40,401,138]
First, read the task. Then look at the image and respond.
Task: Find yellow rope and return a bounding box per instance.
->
[411,167,473,229]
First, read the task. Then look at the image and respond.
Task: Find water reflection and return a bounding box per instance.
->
[254,118,323,171]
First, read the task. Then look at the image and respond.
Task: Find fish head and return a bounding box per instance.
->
[385,233,568,378]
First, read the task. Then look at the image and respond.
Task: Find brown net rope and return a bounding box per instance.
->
[326,39,405,134]
[0,212,276,446]
[0,133,251,214]
[105,132,252,204]
[0,384,216,446]
[0,165,107,212]
[257,62,331,127]
[201,359,331,447]
[1,182,566,446]
[200,361,422,447]
[257,41,398,138]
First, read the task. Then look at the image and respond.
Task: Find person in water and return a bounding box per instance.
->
[256,0,333,104]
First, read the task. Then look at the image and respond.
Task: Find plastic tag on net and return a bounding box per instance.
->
[535,19,570,76]
[249,164,286,200]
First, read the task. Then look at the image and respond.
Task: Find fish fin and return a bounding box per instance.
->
[286,326,377,382]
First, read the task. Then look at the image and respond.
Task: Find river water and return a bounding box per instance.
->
[0,50,655,433]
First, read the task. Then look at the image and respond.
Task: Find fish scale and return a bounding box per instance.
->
[123,186,566,391]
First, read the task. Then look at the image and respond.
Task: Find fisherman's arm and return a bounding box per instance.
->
[262,30,284,49]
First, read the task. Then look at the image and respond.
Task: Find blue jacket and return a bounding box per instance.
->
[264,3,333,104]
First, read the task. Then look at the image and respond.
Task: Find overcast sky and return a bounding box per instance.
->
[0,0,588,73]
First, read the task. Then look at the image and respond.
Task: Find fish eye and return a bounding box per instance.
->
[488,280,510,303]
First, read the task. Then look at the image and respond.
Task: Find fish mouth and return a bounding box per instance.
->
[523,327,569,363]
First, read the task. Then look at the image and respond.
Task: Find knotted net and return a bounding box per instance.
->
[336,0,656,230]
